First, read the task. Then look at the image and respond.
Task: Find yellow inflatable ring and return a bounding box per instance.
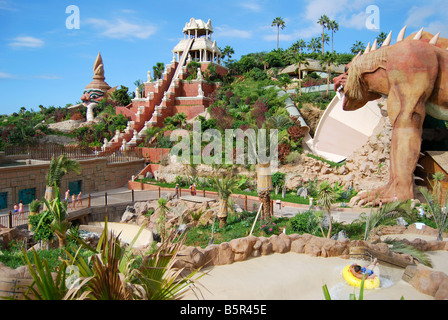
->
[343,265,380,289]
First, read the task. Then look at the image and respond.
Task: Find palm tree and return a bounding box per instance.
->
[290,39,306,54]
[328,20,339,52]
[36,186,71,248]
[317,181,338,238]
[157,197,169,242]
[293,52,309,96]
[271,17,286,50]
[221,45,235,62]
[317,15,330,54]
[419,186,448,241]
[350,41,365,54]
[134,79,145,98]
[359,200,412,241]
[376,31,388,47]
[431,172,446,204]
[152,62,165,80]
[45,155,81,203]
[210,175,238,227]
[307,37,321,53]
[318,52,339,95]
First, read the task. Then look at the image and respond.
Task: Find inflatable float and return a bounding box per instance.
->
[342,265,380,289]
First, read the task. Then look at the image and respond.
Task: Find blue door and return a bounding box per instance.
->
[68,180,82,196]
[0,192,7,209]
[18,188,36,205]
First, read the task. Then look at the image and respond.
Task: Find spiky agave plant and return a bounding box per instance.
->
[63,220,205,300]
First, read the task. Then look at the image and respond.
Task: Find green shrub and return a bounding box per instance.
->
[289,210,320,235]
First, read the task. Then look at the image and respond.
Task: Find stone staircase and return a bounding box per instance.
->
[103,38,195,152]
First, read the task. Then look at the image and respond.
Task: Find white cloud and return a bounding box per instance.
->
[403,3,448,37]
[238,0,262,12]
[339,11,370,30]
[34,74,62,80]
[214,26,252,39]
[0,0,15,11]
[0,71,15,79]
[300,0,373,36]
[85,18,157,40]
[8,36,44,48]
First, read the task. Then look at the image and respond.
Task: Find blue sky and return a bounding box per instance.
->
[0,0,447,115]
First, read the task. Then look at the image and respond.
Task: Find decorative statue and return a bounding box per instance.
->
[80,52,115,122]
[333,27,448,206]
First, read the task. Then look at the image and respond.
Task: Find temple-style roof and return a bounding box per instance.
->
[85,51,111,92]
[183,18,213,34]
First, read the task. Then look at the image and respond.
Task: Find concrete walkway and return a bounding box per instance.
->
[0,186,367,228]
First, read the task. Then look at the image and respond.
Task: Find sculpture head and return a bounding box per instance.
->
[81,89,105,106]
[333,52,383,111]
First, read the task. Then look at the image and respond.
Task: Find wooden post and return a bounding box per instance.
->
[179,188,182,197]
[8,211,12,228]
[105,192,107,206]
[132,189,135,202]
[203,188,205,197]
[270,199,274,216]
[158,187,161,198]
[245,195,248,211]
[88,194,91,208]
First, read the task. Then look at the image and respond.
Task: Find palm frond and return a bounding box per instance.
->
[383,237,433,268]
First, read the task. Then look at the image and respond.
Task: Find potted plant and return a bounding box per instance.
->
[28,199,41,231]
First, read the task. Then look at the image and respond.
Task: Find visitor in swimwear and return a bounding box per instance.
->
[350,258,378,279]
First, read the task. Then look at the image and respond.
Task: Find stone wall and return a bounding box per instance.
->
[0,158,145,209]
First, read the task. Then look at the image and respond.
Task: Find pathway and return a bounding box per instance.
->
[0,186,366,228]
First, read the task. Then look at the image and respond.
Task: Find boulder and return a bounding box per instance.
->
[404,264,448,298]
[229,236,257,261]
[269,233,291,253]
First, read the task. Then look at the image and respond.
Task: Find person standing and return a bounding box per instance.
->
[175,184,179,199]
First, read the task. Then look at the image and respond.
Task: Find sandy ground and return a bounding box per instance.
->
[183,234,448,301]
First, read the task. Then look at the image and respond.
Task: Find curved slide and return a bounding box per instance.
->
[298,94,383,163]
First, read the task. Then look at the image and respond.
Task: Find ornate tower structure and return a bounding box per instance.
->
[173,18,222,64]
[107,18,228,151]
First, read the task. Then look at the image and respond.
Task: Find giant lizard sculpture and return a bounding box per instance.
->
[333,27,448,206]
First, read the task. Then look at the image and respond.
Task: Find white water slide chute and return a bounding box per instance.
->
[305,94,383,163]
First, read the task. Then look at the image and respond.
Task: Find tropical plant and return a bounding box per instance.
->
[383,237,433,267]
[317,15,330,54]
[328,19,339,53]
[134,79,145,98]
[221,45,235,63]
[419,186,448,241]
[21,219,204,300]
[109,85,132,106]
[293,52,309,96]
[357,200,412,241]
[157,197,170,242]
[290,39,307,55]
[307,37,322,53]
[21,247,68,300]
[152,62,165,80]
[210,175,239,227]
[271,17,286,50]
[318,52,339,95]
[351,41,366,54]
[45,155,81,203]
[317,181,338,238]
[36,185,71,248]
[376,31,389,47]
